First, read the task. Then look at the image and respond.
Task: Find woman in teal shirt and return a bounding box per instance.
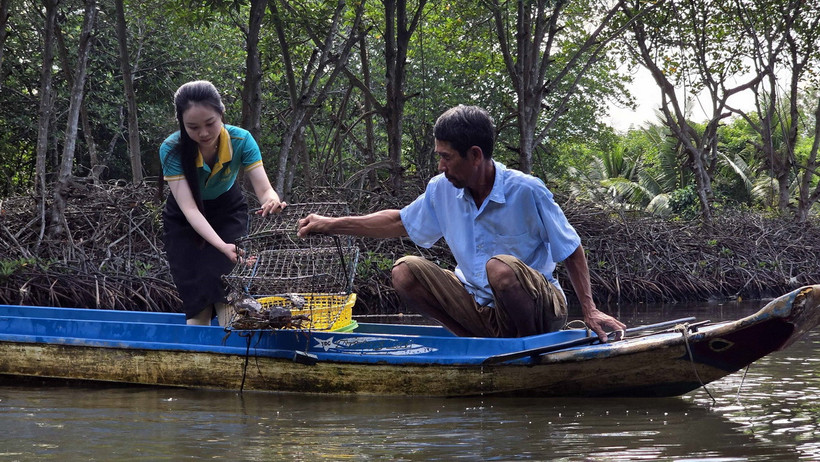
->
[160,80,285,326]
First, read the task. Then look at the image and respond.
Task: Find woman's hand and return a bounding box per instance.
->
[257,198,287,216]
[220,243,258,267]
[220,243,241,264]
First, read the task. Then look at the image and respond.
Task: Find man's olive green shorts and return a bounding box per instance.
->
[393,255,567,337]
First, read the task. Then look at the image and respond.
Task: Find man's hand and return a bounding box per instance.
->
[584,307,626,343]
[297,214,331,238]
[297,209,405,239]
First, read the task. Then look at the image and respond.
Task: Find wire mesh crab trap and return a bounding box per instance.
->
[223,202,359,331]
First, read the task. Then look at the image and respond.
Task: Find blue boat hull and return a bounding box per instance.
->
[0,285,817,397]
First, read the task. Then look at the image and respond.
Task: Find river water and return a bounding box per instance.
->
[0,301,818,461]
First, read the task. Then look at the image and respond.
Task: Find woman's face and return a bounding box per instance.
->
[182,103,223,152]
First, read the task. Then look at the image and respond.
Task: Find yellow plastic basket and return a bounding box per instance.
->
[257,293,356,331]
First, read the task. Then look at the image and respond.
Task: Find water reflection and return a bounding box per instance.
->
[0,301,817,461]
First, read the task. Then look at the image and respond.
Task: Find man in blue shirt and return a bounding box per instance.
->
[297,105,625,340]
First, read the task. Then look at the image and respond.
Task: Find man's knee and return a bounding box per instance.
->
[392,256,421,291]
[391,261,410,289]
[394,255,425,268]
[486,256,518,291]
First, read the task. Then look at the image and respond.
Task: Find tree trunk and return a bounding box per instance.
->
[622,0,771,222]
[49,0,97,239]
[276,108,307,193]
[791,5,820,222]
[0,0,10,73]
[690,147,713,221]
[56,15,100,184]
[270,0,297,192]
[358,32,377,189]
[240,0,267,141]
[783,1,817,220]
[796,96,820,223]
[489,0,629,173]
[732,0,809,218]
[35,0,59,249]
[114,0,142,184]
[270,0,364,193]
[382,0,426,190]
[383,0,402,189]
[81,105,99,181]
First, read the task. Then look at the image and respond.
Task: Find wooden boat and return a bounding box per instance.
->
[0,284,818,397]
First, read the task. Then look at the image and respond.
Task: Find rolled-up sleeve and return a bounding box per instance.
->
[536,187,580,263]
[400,190,443,248]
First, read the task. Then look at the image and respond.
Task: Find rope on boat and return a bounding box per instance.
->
[238,330,254,393]
[231,329,268,393]
[677,322,717,404]
[564,319,593,338]
[735,365,751,403]
[226,327,287,393]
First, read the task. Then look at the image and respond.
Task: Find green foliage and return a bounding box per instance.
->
[355,251,395,280]
[668,185,700,219]
[133,260,153,278]
[564,125,681,216]
[0,258,38,278]
[0,0,817,225]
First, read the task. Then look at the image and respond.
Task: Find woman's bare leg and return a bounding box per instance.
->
[186,305,214,325]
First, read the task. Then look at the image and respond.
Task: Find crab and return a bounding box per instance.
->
[226,289,310,330]
[267,304,311,329]
[228,291,263,316]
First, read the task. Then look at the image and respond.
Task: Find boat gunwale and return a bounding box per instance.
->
[1,284,817,367]
[0,310,590,366]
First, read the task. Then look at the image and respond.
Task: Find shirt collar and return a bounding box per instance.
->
[456,160,507,205]
[487,160,506,204]
[195,125,233,172]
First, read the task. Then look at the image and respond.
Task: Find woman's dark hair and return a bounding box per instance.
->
[433,105,496,158]
[172,80,225,211]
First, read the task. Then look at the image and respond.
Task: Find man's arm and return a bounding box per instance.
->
[563,244,626,342]
[297,209,408,239]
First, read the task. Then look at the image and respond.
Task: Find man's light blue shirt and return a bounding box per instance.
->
[399,161,581,306]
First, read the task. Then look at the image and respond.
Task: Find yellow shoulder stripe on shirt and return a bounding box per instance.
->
[244,160,263,172]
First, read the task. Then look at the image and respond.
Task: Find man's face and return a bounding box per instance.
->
[436,139,474,189]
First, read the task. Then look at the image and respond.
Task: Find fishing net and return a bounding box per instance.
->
[223,202,359,331]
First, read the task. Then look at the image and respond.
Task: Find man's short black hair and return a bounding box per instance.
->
[433,105,496,158]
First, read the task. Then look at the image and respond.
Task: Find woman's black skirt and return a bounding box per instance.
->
[162,183,248,319]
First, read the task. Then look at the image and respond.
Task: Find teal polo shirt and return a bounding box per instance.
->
[160,124,263,200]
